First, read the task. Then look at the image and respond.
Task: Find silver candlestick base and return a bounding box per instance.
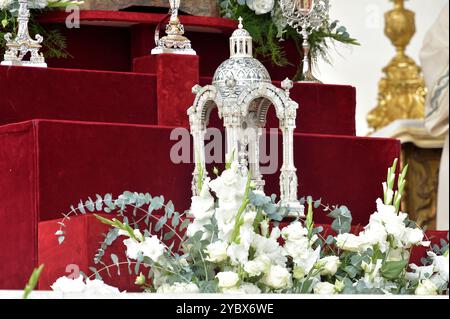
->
[1,0,47,68]
[151,0,196,55]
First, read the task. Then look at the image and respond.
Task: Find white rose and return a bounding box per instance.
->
[252,235,287,266]
[222,283,261,294]
[402,228,425,247]
[244,256,270,277]
[140,236,166,262]
[281,222,308,241]
[313,282,337,295]
[246,0,275,15]
[336,233,364,252]
[263,265,291,289]
[317,256,341,276]
[415,279,438,295]
[85,279,122,295]
[205,241,228,263]
[51,276,86,293]
[216,271,240,288]
[157,282,200,293]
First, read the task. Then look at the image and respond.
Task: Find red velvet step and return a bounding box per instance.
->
[38,10,301,81]
[0,119,399,288]
[37,214,449,292]
[0,65,356,136]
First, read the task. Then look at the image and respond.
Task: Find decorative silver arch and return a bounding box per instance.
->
[187,18,303,215]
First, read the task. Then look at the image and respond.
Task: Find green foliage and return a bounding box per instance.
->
[0,7,72,60]
[23,264,44,299]
[218,1,359,80]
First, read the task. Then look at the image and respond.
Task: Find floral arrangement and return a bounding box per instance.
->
[0,0,83,59]
[217,0,359,80]
[51,159,449,296]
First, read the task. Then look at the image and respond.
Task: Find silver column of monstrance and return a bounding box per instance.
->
[1,0,47,67]
[280,0,329,82]
[151,0,196,55]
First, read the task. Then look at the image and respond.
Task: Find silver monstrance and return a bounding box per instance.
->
[280,0,329,82]
[151,0,196,55]
[1,0,47,67]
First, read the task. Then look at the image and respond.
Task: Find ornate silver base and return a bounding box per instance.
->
[1,60,47,68]
[151,46,197,55]
[281,201,305,218]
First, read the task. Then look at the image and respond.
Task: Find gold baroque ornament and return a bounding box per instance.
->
[367,0,426,132]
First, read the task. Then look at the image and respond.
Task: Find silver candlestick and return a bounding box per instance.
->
[280,0,329,82]
[1,0,47,68]
[151,0,196,55]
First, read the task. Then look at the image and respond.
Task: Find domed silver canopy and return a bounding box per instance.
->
[212,17,271,99]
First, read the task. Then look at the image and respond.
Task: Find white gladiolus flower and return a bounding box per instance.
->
[387,247,409,262]
[317,256,341,276]
[51,276,122,295]
[227,242,249,265]
[51,276,86,293]
[222,283,261,294]
[336,233,364,252]
[123,235,165,262]
[246,0,275,15]
[428,251,449,282]
[186,220,207,238]
[415,279,438,295]
[190,178,215,222]
[313,282,337,295]
[205,241,228,263]
[209,161,247,203]
[402,228,425,247]
[270,226,281,240]
[371,199,407,238]
[156,282,200,294]
[263,265,291,289]
[216,271,240,288]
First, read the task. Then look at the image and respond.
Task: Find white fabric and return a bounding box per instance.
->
[420,4,449,230]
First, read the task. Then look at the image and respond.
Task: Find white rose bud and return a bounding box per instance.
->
[263,265,291,289]
[216,271,240,288]
[415,279,438,296]
[313,282,337,295]
[336,233,363,252]
[205,241,228,263]
[317,256,341,276]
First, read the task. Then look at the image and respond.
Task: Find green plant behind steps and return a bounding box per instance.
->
[219,1,359,80]
[1,1,81,59]
[23,264,45,299]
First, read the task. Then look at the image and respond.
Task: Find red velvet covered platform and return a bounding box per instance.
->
[0,10,448,291]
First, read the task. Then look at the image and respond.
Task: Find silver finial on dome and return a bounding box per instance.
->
[230,17,252,58]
